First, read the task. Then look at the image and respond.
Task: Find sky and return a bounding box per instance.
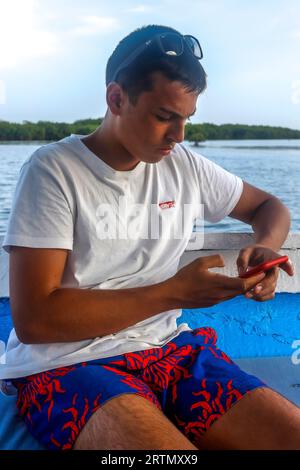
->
[0,0,300,129]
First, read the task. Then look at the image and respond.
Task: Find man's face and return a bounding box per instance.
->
[116,72,199,164]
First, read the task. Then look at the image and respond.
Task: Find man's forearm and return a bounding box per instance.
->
[25,280,177,344]
[251,197,291,251]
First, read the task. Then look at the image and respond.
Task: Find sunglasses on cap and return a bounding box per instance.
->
[110,32,203,83]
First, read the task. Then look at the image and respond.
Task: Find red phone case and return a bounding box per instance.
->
[239,255,289,278]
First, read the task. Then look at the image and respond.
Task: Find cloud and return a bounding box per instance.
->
[0,0,58,70]
[71,16,120,36]
[127,5,153,13]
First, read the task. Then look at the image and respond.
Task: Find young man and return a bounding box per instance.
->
[1,25,299,450]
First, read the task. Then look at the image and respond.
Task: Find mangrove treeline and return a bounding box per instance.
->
[0,119,300,143]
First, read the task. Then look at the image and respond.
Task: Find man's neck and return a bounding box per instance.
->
[81,122,140,171]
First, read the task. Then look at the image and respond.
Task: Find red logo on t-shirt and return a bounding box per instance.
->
[159,200,176,209]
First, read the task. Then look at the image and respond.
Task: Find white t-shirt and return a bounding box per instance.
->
[0,134,243,380]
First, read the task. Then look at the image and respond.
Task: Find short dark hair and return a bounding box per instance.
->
[106,24,207,105]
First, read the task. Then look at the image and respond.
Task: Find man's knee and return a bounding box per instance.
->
[198,386,300,450]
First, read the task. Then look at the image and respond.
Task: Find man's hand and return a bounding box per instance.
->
[236,244,294,302]
[169,254,266,309]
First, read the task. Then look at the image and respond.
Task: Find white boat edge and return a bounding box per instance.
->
[1,232,300,297]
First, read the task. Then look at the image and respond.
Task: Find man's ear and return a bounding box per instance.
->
[106,82,124,116]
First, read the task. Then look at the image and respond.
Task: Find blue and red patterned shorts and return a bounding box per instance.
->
[12,327,266,450]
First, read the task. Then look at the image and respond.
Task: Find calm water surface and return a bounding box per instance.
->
[0,139,299,236]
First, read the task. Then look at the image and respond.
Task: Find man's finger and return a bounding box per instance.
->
[248,291,276,302]
[243,271,267,292]
[279,259,294,277]
[236,247,252,275]
[246,267,278,297]
[213,270,266,294]
[199,254,225,269]
[245,285,274,298]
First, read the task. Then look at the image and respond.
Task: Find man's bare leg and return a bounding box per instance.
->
[73,393,198,450]
[197,387,300,450]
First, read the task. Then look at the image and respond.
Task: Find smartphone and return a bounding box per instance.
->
[239,255,289,279]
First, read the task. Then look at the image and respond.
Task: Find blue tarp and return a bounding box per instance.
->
[179,293,300,358]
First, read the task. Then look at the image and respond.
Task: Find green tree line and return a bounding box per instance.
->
[184,123,300,143]
[0,118,300,142]
[0,119,102,141]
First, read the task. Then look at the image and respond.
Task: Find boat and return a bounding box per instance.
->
[0,231,299,449]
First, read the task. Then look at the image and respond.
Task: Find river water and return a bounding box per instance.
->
[0,139,299,236]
